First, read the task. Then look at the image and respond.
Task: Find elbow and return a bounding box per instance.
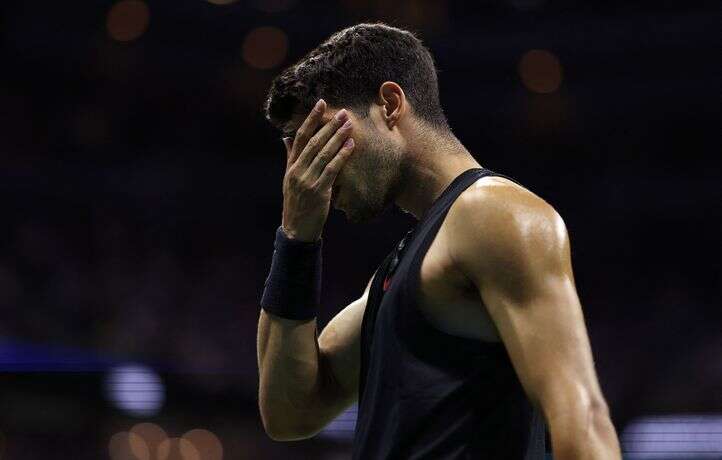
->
[588,396,614,437]
[263,425,303,442]
[258,382,327,442]
[589,398,622,458]
[260,412,286,441]
[261,415,297,442]
[584,398,622,459]
[260,407,318,442]
[263,424,318,442]
[547,395,621,460]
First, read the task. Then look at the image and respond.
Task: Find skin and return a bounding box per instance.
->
[258,81,622,458]
[281,104,405,232]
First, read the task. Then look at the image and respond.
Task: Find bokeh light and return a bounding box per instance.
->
[158,437,199,460]
[622,415,722,455]
[107,0,150,43]
[319,404,357,441]
[182,429,223,460]
[130,423,168,460]
[105,364,165,417]
[206,0,238,5]
[518,49,563,94]
[242,26,288,70]
[109,431,148,460]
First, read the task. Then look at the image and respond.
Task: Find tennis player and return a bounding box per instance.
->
[257,22,621,459]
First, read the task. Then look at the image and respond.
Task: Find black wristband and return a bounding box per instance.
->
[260,226,322,320]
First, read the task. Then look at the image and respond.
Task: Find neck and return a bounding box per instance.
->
[393,133,481,220]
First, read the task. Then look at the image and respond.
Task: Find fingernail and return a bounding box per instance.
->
[314,99,325,112]
[335,109,348,122]
[344,138,354,148]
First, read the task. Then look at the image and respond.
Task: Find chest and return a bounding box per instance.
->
[413,218,501,342]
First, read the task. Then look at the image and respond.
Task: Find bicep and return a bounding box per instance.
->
[316,272,375,407]
[453,193,605,414]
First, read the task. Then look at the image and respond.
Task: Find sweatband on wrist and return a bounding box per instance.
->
[260,225,322,320]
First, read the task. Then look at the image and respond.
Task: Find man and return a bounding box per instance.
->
[257,22,621,459]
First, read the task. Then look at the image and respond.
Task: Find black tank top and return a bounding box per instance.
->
[352,167,547,459]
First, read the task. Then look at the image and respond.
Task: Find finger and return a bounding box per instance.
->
[295,108,350,169]
[289,99,326,165]
[315,137,355,190]
[305,118,353,181]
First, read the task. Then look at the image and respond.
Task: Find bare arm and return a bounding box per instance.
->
[257,98,363,440]
[448,182,622,459]
[257,273,373,441]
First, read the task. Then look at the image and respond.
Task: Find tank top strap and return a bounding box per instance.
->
[399,167,510,354]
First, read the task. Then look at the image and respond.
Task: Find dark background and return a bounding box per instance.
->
[0,0,719,458]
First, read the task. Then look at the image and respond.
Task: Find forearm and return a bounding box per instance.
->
[255,98,355,439]
[257,309,323,438]
[547,400,622,460]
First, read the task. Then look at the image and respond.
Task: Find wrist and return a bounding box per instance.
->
[260,225,322,320]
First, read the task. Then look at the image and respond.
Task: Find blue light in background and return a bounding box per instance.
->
[105,364,165,417]
[319,403,357,442]
[622,414,722,459]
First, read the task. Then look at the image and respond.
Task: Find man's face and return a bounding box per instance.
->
[287,105,406,224]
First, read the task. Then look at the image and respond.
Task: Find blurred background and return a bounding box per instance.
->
[0,0,719,458]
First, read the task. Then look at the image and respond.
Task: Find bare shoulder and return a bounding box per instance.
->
[453,175,557,217]
[445,175,570,284]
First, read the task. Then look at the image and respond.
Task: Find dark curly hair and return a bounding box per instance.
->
[262,22,450,138]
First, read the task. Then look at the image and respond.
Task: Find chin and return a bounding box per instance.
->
[336,181,391,224]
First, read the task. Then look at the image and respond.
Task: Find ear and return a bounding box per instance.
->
[378,81,405,130]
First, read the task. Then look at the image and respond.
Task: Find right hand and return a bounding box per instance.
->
[281,99,356,242]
